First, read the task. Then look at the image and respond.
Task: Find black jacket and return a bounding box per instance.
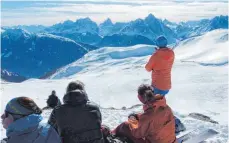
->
[48,90,103,143]
[47,94,61,108]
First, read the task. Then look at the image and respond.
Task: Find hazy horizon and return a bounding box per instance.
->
[1,0,228,26]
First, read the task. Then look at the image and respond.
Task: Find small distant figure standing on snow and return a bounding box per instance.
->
[46,90,61,109]
[145,35,175,97]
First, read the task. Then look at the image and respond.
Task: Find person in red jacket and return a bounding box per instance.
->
[112,84,177,143]
[145,36,175,96]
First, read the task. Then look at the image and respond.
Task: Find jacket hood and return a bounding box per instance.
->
[63,90,89,105]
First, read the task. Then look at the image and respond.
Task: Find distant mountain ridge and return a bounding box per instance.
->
[1,29,95,78]
[2,14,228,47]
[170,15,228,39]
[43,14,178,45]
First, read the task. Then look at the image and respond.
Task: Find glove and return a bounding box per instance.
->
[128,118,139,129]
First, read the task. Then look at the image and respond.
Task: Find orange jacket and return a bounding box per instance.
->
[130,98,177,143]
[145,48,174,90]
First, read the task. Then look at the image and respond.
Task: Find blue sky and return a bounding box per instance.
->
[1,0,228,26]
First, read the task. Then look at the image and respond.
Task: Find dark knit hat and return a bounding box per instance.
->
[5,97,42,117]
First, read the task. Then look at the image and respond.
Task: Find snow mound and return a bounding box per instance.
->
[50,44,156,79]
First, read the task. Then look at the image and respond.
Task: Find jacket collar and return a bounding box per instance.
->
[6,114,42,137]
[143,97,167,111]
[158,47,170,51]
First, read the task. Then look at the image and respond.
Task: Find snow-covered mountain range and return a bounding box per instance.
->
[2,14,227,47]
[1,14,228,80]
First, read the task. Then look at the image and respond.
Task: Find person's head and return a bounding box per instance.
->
[137,84,155,104]
[156,35,168,48]
[63,90,89,104]
[1,97,42,129]
[51,90,56,95]
[66,80,85,93]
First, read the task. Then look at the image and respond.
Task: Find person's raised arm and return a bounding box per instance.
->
[145,52,158,72]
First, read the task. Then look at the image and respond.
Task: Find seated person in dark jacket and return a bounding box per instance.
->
[46,90,61,109]
[48,80,103,143]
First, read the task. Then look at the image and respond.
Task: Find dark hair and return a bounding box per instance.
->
[144,90,154,102]
[17,97,42,115]
[51,90,56,95]
[66,80,85,93]
[138,84,152,95]
[138,84,154,102]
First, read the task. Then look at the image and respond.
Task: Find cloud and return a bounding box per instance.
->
[1,0,228,26]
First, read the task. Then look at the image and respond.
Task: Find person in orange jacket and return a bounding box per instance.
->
[145,35,175,96]
[112,84,177,143]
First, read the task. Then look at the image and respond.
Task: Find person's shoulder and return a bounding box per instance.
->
[51,104,68,112]
[38,121,52,134]
[138,111,151,122]
[165,47,174,53]
[159,48,174,56]
[48,94,57,99]
[39,121,59,136]
[158,47,172,51]
[86,101,100,110]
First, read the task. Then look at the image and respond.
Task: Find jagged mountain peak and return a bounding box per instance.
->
[145,13,157,21]
[101,18,113,26]
[63,20,74,25]
[76,17,94,23]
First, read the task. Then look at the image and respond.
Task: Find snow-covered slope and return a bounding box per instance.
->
[175,29,228,65]
[49,44,157,79]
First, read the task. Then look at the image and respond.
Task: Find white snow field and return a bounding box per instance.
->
[1,29,228,142]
